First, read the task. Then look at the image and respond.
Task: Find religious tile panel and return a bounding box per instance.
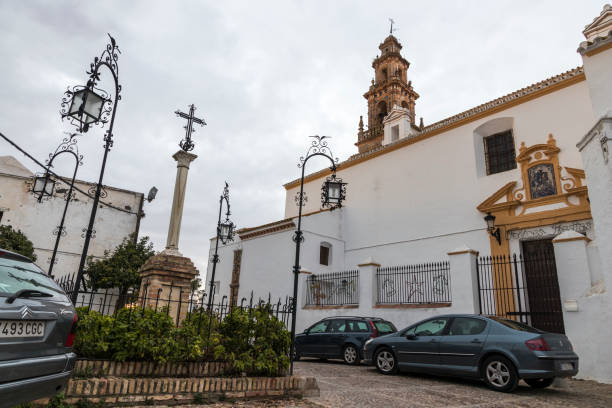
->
[528,163,557,199]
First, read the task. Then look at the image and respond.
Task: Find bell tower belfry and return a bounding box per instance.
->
[356,33,420,153]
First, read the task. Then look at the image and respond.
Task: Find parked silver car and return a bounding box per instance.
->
[363,314,578,392]
[0,249,77,408]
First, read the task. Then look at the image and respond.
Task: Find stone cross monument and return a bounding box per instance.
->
[138,104,206,320]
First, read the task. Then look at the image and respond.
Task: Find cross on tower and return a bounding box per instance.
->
[175,104,206,152]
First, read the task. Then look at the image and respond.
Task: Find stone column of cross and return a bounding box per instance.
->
[162,104,205,255]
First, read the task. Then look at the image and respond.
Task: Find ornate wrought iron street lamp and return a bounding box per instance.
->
[484,212,501,245]
[32,173,56,202]
[60,34,121,303]
[31,134,83,276]
[207,182,235,310]
[289,136,347,375]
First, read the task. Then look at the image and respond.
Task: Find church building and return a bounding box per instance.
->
[208,6,612,383]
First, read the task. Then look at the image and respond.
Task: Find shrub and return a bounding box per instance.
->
[110,307,178,362]
[73,304,290,375]
[215,305,290,376]
[174,308,220,360]
[73,307,113,359]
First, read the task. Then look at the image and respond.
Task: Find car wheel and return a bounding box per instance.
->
[343,344,359,365]
[525,378,554,389]
[375,348,397,375]
[483,356,518,392]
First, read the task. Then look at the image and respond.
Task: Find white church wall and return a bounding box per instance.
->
[582,46,612,119]
[552,233,612,384]
[206,210,347,306]
[284,80,594,266]
[295,249,482,334]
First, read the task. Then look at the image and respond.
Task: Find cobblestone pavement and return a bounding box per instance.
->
[295,359,612,408]
[133,399,320,408]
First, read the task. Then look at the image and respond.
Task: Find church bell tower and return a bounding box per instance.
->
[356,33,420,153]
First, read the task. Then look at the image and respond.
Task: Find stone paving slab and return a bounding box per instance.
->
[295,359,612,408]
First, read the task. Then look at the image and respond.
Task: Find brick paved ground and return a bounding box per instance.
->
[295,359,612,408]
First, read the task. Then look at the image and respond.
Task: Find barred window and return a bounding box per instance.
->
[484,130,517,175]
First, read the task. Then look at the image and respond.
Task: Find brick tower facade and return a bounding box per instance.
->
[356,35,419,153]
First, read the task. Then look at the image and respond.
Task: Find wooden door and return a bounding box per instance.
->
[522,239,565,333]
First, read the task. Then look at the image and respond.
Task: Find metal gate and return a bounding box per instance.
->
[476,241,565,333]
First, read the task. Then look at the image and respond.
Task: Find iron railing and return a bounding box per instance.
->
[304,270,359,306]
[376,262,451,305]
[477,252,564,333]
[54,273,292,330]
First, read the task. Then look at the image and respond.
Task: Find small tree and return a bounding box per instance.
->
[191,277,202,292]
[0,225,37,261]
[85,234,154,306]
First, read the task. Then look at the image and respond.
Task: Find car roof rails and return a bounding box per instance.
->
[0,248,33,263]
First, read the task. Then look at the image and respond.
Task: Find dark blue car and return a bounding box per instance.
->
[363,314,578,392]
[294,316,397,365]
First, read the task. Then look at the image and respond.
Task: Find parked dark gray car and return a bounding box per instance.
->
[363,314,578,392]
[0,249,77,408]
[295,316,397,364]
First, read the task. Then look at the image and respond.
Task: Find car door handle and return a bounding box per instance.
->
[471,339,482,344]
[429,339,438,343]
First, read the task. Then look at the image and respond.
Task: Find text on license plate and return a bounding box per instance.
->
[561,363,573,371]
[0,320,46,338]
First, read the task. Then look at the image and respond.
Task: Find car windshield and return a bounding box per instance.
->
[374,321,396,334]
[489,316,542,333]
[0,257,65,297]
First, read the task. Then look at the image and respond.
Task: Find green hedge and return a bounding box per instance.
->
[74,305,289,375]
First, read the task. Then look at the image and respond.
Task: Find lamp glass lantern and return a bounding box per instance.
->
[33,174,56,197]
[67,88,106,128]
[323,177,346,207]
[219,221,234,243]
[484,212,496,231]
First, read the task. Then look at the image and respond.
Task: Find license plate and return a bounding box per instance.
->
[561,363,573,371]
[0,320,46,338]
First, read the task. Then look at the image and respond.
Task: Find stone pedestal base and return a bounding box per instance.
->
[138,253,199,324]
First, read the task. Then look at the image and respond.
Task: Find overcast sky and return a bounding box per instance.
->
[0,0,605,279]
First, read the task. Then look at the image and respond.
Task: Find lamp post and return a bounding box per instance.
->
[289,136,347,375]
[60,34,121,303]
[207,182,235,311]
[31,133,84,276]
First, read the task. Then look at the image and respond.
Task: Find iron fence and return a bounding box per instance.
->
[376,261,451,305]
[477,251,564,333]
[304,270,359,306]
[54,273,293,341]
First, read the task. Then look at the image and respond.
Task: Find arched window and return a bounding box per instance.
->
[473,117,516,177]
[376,101,388,124]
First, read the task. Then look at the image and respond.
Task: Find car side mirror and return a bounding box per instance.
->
[406,333,417,340]
[304,329,310,335]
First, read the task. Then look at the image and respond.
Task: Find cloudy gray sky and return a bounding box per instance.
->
[0,0,604,278]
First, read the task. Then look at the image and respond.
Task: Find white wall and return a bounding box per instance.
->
[553,234,612,383]
[0,160,143,279]
[284,81,593,268]
[206,210,346,306]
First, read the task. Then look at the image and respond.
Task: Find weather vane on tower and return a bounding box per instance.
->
[175,104,206,152]
[389,18,397,34]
